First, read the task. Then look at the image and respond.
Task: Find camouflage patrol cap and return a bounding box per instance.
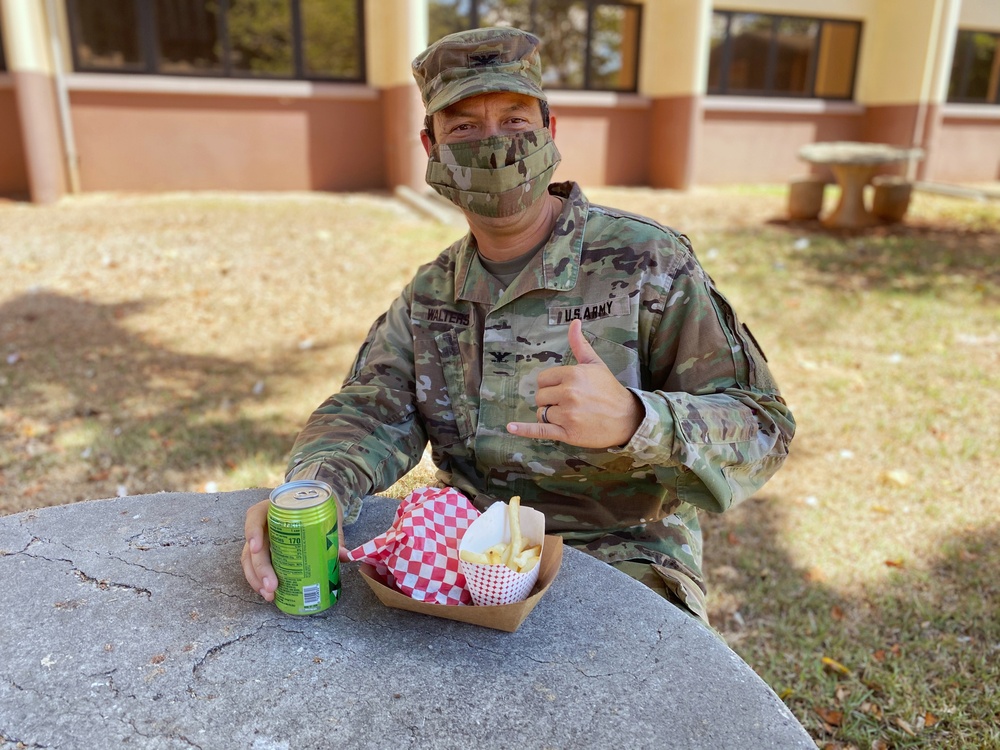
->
[412,27,546,115]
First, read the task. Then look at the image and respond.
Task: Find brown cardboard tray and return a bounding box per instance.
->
[358,534,563,632]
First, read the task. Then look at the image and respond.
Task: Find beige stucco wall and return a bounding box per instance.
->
[959,0,1000,27]
[0,0,53,74]
[641,0,710,97]
[364,0,428,89]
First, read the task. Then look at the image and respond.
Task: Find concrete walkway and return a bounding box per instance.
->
[0,490,815,749]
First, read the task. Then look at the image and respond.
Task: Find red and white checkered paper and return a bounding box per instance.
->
[345,487,480,606]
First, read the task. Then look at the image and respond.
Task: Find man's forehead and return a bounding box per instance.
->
[438,92,540,118]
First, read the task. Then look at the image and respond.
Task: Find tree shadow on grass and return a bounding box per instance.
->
[0,290,299,513]
[767,217,1000,297]
[703,496,1000,748]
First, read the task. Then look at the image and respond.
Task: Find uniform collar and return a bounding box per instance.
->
[454,181,588,304]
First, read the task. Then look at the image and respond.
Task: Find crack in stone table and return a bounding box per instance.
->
[799,141,924,229]
[0,490,814,749]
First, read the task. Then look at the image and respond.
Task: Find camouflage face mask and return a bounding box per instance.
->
[426,129,561,218]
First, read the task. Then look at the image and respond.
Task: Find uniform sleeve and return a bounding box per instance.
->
[615,237,795,514]
[284,289,428,505]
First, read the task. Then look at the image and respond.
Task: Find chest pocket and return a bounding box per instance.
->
[569,330,642,390]
[538,331,643,473]
[413,328,479,447]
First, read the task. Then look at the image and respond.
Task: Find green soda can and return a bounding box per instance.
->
[267,480,341,615]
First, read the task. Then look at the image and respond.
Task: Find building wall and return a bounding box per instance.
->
[934,110,1000,182]
[1,0,998,198]
[698,101,864,183]
[67,80,384,192]
[0,82,29,195]
[548,94,651,187]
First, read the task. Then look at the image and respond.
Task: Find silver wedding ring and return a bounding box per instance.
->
[540,405,551,424]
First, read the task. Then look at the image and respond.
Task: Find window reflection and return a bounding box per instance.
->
[426,0,641,93]
[708,10,860,100]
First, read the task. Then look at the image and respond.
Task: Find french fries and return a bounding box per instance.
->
[459,496,541,574]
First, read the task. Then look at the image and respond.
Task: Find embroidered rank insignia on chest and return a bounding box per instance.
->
[548,297,630,325]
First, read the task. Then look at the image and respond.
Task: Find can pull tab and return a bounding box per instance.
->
[294,489,322,501]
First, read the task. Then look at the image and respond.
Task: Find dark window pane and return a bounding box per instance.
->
[966,32,1000,101]
[814,21,859,98]
[707,13,729,91]
[225,0,293,76]
[429,0,474,41]
[301,0,362,79]
[155,0,221,74]
[727,13,772,92]
[425,1,642,92]
[948,30,971,100]
[71,0,143,70]
[0,17,7,72]
[479,0,532,29]
[589,4,640,91]
[773,17,817,95]
[531,0,587,89]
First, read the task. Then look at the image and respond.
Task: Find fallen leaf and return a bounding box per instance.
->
[805,567,828,582]
[882,469,912,487]
[894,717,916,736]
[860,701,884,720]
[923,711,939,727]
[884,559,905,568]
[822,656,852,676]
[871,505,892,514]
[726,531,740,546]
[872,649,886,662]
[815,706,844,726]
[831,605,845,620]
[835,685,851,703]
[871,740,890,750]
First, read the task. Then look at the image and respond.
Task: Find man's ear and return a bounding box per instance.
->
[420,129,432,156]
[548,112,557,140]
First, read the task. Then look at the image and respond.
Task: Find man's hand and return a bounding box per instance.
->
[241,499,277,601]
[242,493,353,600]
[506,319,643,448]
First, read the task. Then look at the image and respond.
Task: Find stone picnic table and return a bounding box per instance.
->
[0,490,814,749]
[799,141,924,228]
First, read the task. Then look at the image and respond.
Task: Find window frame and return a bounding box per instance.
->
[429,0,643,94]
[709,9,862,101]
[948,28,1000,105]
[65,0,367,83]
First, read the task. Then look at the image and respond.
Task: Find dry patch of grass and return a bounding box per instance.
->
[2,184,998,747]
[1,191,462,508]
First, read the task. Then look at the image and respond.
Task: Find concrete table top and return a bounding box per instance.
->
[0,490,814,749]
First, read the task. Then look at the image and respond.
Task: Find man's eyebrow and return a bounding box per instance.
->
[441,100,534,120]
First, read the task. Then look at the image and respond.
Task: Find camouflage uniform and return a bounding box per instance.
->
[287,180,795,624]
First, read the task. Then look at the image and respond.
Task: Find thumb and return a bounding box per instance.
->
[568,319,602,365]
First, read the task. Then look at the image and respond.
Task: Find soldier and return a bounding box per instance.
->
[242,27,795,626]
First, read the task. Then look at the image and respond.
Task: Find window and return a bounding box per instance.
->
[65,0,365,81]
[428,0,641,93]
[948,29,1000,104]
[709,10,861,99]
[0,16,7,72]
